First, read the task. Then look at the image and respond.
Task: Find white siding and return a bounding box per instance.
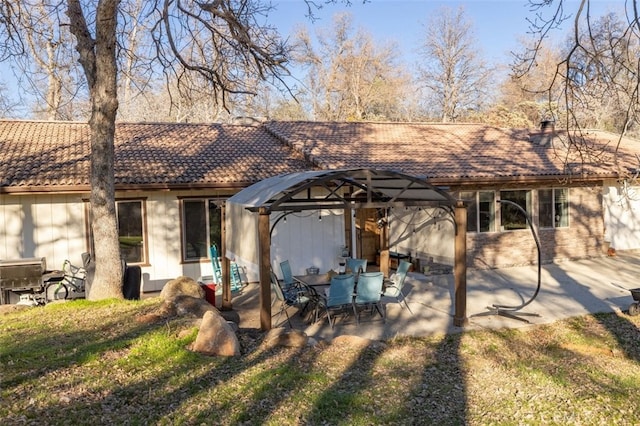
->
[0,197,23,259]
[0,194,87,269]
[389,207,455,265]
[1,191,349,292]
[603,181,640,250]
[269,210,346,281]
[133,192,211,292]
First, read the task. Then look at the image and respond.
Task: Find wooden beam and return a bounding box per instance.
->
[380,220,390,277]
[220,202,232,310]
[343,207,352,257]
[453,201,469,327]
[258,208,272,331]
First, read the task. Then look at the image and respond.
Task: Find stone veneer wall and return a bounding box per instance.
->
[466,186,605,269]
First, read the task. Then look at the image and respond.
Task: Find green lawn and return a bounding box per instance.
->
[1,298,639,425]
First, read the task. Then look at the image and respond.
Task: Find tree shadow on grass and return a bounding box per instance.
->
[0,298,471,425]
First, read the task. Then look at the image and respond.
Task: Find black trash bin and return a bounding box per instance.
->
[122,265,141,300]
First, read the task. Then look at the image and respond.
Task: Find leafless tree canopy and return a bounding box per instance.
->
[292,12,411,121]
[0,0,321,300]
[516,0,640,174]
[416,6,493,123]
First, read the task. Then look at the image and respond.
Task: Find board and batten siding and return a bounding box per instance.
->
[268,209,346,282]
[0,192,220,294]
[0,194,88,270]
[603,180,640,251]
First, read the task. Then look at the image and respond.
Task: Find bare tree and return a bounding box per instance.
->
[521,1,640,174]
[2,1,86,120]
[0,0,298,300]
[292,12,411,121]
[486,41,564,128]
[416,6,493,123]
[0,81,18,117]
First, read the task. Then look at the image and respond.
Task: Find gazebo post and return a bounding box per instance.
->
[453,200,469,327]
[343,207,352,256]
[380,220,390,278]
[258,207,272,330]
[220,202,232,310]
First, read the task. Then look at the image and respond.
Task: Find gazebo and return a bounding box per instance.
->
[223,168,469,330]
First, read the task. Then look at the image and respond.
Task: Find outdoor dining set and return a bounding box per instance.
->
[270,258,413,329]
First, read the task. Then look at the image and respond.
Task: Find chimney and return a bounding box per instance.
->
[537,120,555,146]
[540,120,555,134]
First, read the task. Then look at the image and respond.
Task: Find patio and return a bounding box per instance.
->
[223,168,469,331]
[227,253,640,340]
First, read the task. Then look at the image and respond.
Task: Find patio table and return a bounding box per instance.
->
[294,274,332,287]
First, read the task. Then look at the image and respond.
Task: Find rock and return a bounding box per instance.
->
[170,295,216,318]
[219,309,240,324]
[160,276,204,301]
[191,310,241,357]
[263,327,309,348]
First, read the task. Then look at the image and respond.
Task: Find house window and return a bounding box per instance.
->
[500,190,532,231]
[182,199,222,261]
[459,191,495,233]
[116,200,146,264]
[539,188,569,228]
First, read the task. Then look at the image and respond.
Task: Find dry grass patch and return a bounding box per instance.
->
[1,299,639,425]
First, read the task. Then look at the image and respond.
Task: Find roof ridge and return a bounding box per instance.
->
[263,122,331,170]
[0,118,88,125]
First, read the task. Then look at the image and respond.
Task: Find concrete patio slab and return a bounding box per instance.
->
[231,253,640,340]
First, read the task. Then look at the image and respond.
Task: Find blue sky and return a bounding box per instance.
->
[270,0,624,63]
[270,0,538,64]
[0,0,624,118]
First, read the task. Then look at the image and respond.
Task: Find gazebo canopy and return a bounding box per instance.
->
[224,168,467,330]
[227,168,457,213]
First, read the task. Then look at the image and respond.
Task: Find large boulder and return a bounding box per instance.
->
[160,276,204,301]
[163,295,217,318]
[191,310,241,357]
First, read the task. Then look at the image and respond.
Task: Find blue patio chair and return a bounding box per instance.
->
[278,259,321,319]
[346,258,367,275]
[353,272,385,324]
[279,260,296,289]
[271,270,312,328]
[383,260,413,314]
[321,274,356,328]
[210,244,242,292]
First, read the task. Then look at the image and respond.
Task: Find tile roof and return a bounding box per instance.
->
[265,121,640,184]
[0,120,311,192]
[1,119,638,193]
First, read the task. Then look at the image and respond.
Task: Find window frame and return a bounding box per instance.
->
[180,198,224,262]
[538,188,570,229]
[115,198,148,265]
[459,190,496,233]
[499,189,533,231]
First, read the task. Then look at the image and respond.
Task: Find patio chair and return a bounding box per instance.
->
[321,274,356,328]
[346,258,367,275]
[270,270,312,328]
[383,260,413,314]
[210,244,243,292]
[353,272,385,324]
[279,260,296,290]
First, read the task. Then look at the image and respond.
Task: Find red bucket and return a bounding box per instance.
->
[202,284,217,306]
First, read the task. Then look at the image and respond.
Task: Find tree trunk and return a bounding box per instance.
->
[67,0,123,300]
[88,0,123,300]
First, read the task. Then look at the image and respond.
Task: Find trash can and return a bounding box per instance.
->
[122,265,141,300]
[202,283,216,306]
